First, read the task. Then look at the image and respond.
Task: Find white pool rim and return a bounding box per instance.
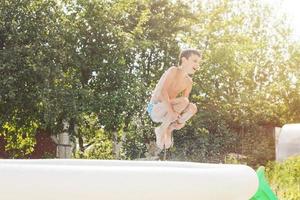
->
[0,159,258,200]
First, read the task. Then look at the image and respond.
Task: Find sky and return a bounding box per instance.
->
[262,0,300,40]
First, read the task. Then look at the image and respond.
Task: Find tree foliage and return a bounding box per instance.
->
[0,0,299,162]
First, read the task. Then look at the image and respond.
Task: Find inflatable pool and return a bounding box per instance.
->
[0,159,258,200]
[277,123,300,161]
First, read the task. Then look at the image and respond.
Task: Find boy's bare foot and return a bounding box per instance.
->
[155,127,165,150]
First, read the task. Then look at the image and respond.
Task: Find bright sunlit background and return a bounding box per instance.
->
[263,0,300,40]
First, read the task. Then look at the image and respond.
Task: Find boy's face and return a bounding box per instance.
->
[182,54,201,75]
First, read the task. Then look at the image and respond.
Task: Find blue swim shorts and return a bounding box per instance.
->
[147,102,154,116]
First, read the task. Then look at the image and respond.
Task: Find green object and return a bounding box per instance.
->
[250,166,278,200]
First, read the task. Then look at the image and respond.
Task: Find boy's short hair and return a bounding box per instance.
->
[178,49,201,65]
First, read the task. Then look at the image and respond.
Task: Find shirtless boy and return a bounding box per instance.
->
[147,49,201,149]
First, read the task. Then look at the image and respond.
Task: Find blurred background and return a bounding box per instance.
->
[0,0,299,167]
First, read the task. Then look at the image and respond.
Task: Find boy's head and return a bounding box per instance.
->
[178,49,201,66]
[178,49,201,74]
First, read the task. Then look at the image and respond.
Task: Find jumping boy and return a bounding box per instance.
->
[147,49,201,150]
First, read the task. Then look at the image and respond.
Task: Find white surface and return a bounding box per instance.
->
[262,0,300,40]
[0,159,258,200]
[277,123,300,161]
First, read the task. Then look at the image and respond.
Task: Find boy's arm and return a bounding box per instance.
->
[160,67,177,113]
[183,84,192,98]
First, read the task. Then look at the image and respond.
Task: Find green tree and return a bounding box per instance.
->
[0,0,67,157]
[172,0,299,163]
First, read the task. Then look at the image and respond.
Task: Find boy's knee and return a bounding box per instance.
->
[189,103,197,114]
[182,97,189,106]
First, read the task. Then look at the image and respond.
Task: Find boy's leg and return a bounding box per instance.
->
[154,114,174,149]
[171,97,190,113]
[152,97,189,149]
[150,102,170,149]
[170,97,190,129]
[152,97,197,149]
[164,102,198,149]
[156,97,191,149]
[177,102,197,124]
[151,97,190,123]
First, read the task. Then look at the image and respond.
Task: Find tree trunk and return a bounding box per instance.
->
[57,120,72,158]
[112,131,127,159]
